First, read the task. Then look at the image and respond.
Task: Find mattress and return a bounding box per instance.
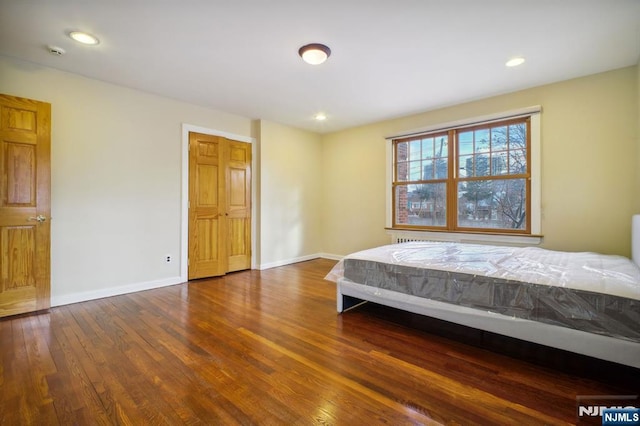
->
[326,242,640,343]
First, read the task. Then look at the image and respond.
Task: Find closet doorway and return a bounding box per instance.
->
[188,132,251,279]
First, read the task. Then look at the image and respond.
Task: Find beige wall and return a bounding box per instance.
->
[1,55,254,303]
[258,120,323,267]
[322,124,390,255]
[322,66,639,257]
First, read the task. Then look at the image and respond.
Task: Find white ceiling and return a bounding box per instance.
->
[1,1,639,133]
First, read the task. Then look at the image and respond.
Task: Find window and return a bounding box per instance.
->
[392,116,533,234]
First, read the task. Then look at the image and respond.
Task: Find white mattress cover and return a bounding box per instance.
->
[326,242,640,301]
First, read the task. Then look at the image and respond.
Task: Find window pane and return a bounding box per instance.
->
[396,141,409,161]
[409,140,422,161]
[420,159,448,180]
[434,158,448,179]
[422,138,434,159]
[434,135,448,157]
[409,161,422,180]
[422,161,434,179]
[395,141,409,181]
[508,123,527,149]
[491,126,507,151]
[459,155,473,177]
[395,183,447,227]
[492,152,508,175]
[509,149,527,174]
[396,160,409,181]
[458,131,473,155]
[474,155,490,177]
[474,129,490,153]
[395,184,410,225]
[457,179,527,230]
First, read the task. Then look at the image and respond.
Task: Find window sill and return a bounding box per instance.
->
[385,228,543,246]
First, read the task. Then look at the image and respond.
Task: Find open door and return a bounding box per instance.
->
[0,94,51,317]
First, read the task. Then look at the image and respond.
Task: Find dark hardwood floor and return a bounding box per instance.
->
[1,258,637,425]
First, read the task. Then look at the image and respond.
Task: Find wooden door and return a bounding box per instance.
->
[0,94,51,318]
[188,133,251,279]
[226,140,251,272]
[189,133,226,279]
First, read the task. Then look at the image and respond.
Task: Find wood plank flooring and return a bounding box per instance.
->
[1,258,638,425]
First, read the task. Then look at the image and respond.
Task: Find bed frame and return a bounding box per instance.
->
[337,216,640,369]
[338,278,639,368]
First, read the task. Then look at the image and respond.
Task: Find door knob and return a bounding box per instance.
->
[28,215,47,223]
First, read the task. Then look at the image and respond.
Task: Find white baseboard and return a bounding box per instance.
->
[258,252,344,270]
[258,253,321,270]
[319,253,343,261]
[51,276,184,307]
[52,254,343,307]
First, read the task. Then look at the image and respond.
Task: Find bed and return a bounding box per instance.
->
[325,217,640,368]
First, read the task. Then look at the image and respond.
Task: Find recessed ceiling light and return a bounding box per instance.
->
[299,43,331,65]
[506,57,525,67]
[314,113,327,121]
[69,31,100,45]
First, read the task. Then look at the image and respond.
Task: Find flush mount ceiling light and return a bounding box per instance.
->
[314,113,327,121]
[299,43,331,65]
[69,31,100,45]
[506,57,525,67]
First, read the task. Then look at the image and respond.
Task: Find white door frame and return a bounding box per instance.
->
[180,123,257,282]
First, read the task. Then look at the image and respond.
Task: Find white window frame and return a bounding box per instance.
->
[385,106,542,245]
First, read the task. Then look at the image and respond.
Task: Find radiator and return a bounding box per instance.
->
[393,235,438,244]
[386,229,540,246]
[388,230,449,244]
